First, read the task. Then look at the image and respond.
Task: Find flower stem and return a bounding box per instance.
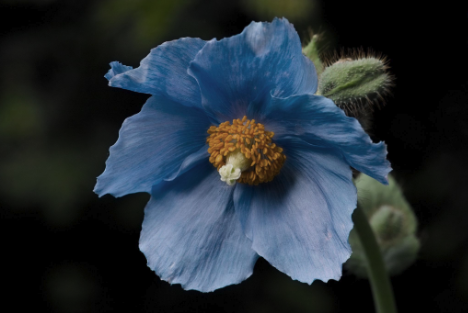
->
[352,203,397,313]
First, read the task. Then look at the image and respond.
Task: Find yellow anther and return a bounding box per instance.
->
[206,116,286,185]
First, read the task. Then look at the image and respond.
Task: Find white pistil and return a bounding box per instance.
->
[218,150,250,186]
[219,164,241,186]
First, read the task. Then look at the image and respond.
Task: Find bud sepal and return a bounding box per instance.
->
[346,174,419,277]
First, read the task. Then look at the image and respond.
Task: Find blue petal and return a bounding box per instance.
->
[188,18,317,123]
[264,94,391,184]
[94,96,210,197]
[106,38,206,109]
[234,138,355,284]
[139,162,259,292]
[164,145,209,182]
[104,61,133,80]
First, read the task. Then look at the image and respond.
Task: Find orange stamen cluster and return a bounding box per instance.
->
[207,116,286,185]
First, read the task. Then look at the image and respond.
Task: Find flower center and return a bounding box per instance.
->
[206,116,286,185]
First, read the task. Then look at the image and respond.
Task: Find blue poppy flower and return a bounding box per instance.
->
[95,18,391,292]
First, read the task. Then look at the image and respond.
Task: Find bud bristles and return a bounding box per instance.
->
[319,48,395,116]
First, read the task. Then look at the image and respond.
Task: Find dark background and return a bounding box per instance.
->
[2,0,468,312]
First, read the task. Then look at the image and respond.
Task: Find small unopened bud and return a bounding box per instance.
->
[318,51,393,117]
[346,174,419,277]
[370,205,405,243]
[302,33,326,77]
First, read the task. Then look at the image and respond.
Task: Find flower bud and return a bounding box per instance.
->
[346,174,420,277]
[369,205,405,243]
[302,33,325,77]
[318,52,393,115]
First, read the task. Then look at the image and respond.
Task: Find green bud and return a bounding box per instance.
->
[346,174,420,277]
[302,33,326,77]
[369,205,405,243]
[383,236,420,276]
[318,54,393,114]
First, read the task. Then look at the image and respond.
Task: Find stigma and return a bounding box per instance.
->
[206,116,286,185]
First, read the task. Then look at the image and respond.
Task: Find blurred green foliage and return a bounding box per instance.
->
[94,0,193,52]
[43,263,105,313]
[241,0,318,21]
[0,91,44,139]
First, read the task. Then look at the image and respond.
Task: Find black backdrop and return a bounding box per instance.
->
[2,0,468,312]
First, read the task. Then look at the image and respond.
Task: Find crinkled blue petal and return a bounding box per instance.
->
[188,18,317,123]
[104,61,133,80]
[106,38,206,109]
[234,137,355,284]
[264,94,391,184]
[164,145,209,182]
[139,162,259,292]
[94,96,210,197]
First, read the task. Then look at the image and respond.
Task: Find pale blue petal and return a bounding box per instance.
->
[188,18,317,123]
[164,145,209,182]
[107,38,206,109]
[104,61,133,80]
[234,137,355,284]
[140,162,259,292]
[94,96,210,197]
[264,94,391,184]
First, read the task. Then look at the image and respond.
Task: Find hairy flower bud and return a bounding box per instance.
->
[302,33,326,77]
[346,174,419,277]
[318,52,393,115]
